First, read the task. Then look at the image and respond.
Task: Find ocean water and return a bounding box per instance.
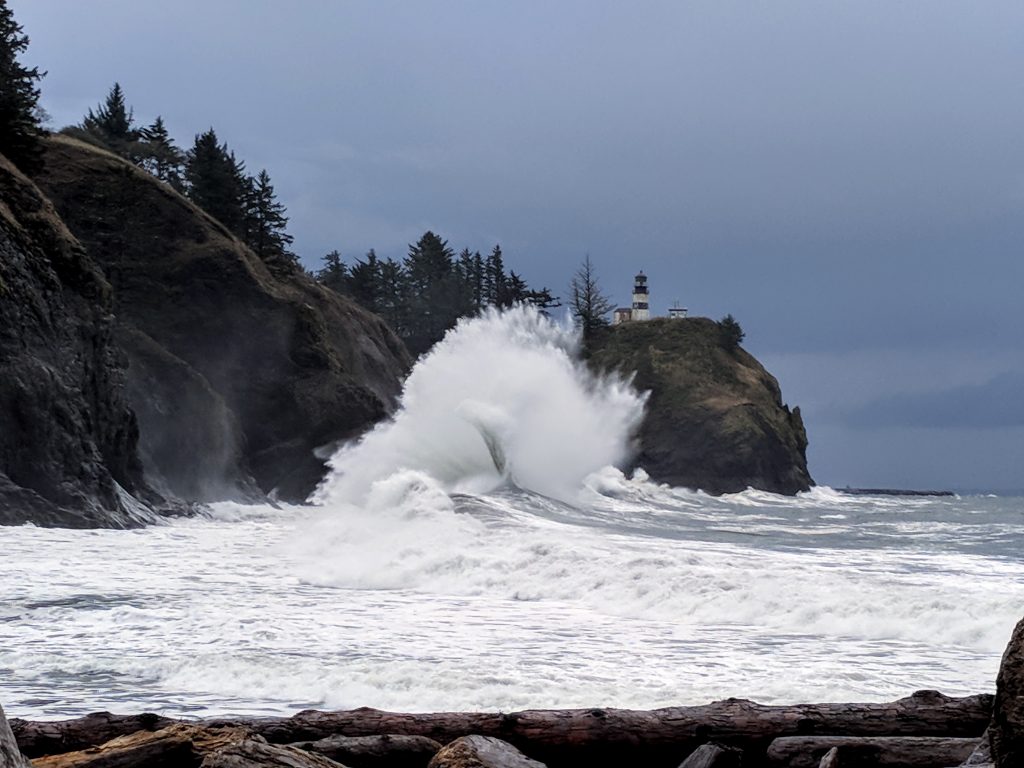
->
[2,307,1022,719]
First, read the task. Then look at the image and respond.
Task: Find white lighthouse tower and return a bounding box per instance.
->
[631,271,650,321]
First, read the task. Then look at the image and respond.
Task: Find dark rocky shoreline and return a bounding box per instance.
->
[1,139,814,529]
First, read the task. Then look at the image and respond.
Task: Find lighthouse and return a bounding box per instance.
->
[631,271,650,321]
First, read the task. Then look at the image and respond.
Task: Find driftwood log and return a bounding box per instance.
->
[678,743,743,768]
[817,748,839,768]
[31,724,256,768]
[1,703,30,768]
[289,734,443,768]
[11,691,992,768]
[765,735,980,768]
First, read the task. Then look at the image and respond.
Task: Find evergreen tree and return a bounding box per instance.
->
[243,168,294,261]
[185,128,247,235]
[718,314,745,350]
[81,82,138,153]
[484,244,507,306]
[0,0,46,172]
[404,231,458,355]
[347,250,381,312]
[569,255,614,347]
[376,257,409,335]
[525,285,561,314]
[137,115,184,189]
[318,249,348,293]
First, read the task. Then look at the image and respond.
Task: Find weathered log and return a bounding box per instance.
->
[678,743,742,767]
[291,734,442,768]
[0,704,30,768]
[765,735,980,768]
[31,724,255,768]
[12,692,993,768]
[428,736,545,768]
[817,748,838,768]
[10,712,176,758]
[992,615,1024,768]
[201,738,346,768]
[30,727,194,768]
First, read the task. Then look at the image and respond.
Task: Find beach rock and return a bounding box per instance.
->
[0,704,30,768]
[678,742,742,767]
[293,734,442,768]
[428,736,545,768]
[0,150,158,527]
[202,738,348,768]
[991,616,1024,767]
[34,136,411,503]
[587,318,812,495]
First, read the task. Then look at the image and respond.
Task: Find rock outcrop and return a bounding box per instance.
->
[990,616,1024,767]
[33,137,411,503]
[587,318,812,495]
[0,151,157,527]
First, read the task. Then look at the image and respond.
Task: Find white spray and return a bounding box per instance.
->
[312,305,646,506]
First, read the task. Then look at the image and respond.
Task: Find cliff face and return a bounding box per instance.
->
[588,318,812,495]
[0,153,157,527]
[33,137,411,503]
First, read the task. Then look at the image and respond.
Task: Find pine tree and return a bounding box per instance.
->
[243,168,294,261]
[718,314,745,350]
[185,128,247,235]
[376,257,409,335]
[404,231,458,355]
[348,250,381,312]
[318,250,348,293]
[569,255,614,347]
[137,116,184,189]
[0,0,46,172]
[484,244,507,306]
[81,82,138,153]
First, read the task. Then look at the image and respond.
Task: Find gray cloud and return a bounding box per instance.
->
[844,372,1024,430]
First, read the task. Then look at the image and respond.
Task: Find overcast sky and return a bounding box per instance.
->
[13,0,1024,491]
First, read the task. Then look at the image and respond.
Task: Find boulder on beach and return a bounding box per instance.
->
[428,735,545,768]
[990,615,1024,767]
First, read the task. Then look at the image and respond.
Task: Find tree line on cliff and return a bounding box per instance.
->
[0,1,741,359]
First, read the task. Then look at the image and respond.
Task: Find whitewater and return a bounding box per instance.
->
[2,307,1023,719]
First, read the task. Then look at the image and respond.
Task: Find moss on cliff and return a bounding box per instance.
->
[588,317,812,495]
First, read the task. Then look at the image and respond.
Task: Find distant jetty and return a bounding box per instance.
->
[838,487,956,497]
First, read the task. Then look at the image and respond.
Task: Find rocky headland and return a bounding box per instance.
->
[588,318,812,495]
[0,138,410,526]
[0,139,813,528]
